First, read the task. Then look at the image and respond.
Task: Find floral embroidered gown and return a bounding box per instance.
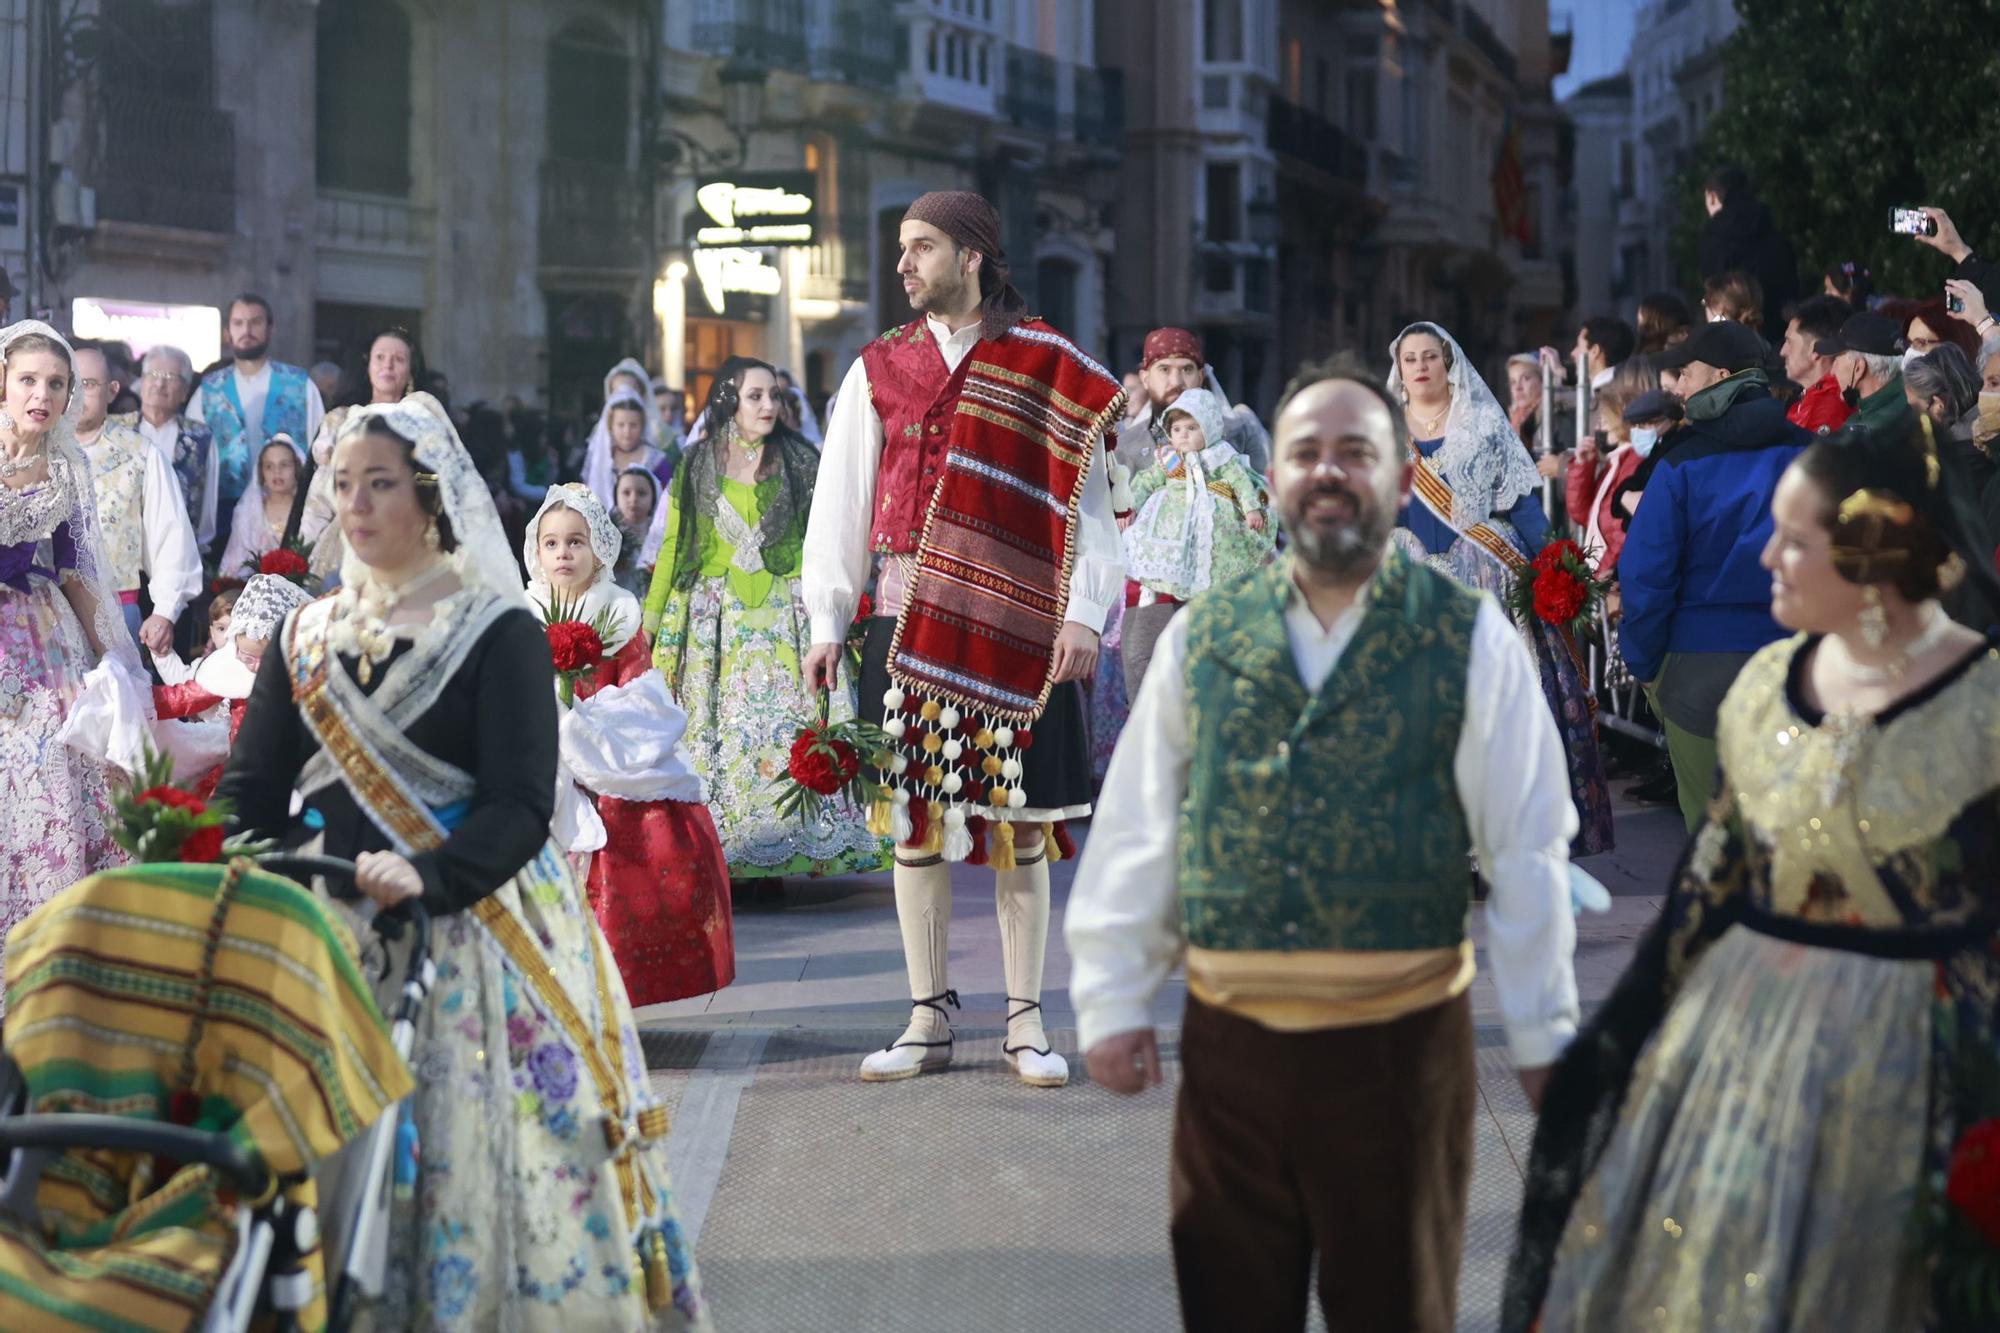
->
[646,473,886,878]
[1506,633,2000,1332]
[0,457,125,927]
[220,589,708,1331]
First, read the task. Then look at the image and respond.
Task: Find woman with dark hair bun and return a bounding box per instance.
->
[219,399,710,1329]
[1508,423,2000,1331]
[642,354,886,880]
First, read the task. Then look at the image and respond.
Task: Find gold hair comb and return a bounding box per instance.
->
[1836,488,1915,527]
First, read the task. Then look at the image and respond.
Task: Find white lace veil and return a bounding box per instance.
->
[1386,321,1543,530]
[582,387,662,509]
[520,482,639,653]
[0,320,141,675]
[333,393,527,609]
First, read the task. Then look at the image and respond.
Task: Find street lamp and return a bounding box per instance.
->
[654,54,769,176]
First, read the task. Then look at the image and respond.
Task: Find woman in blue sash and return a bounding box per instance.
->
[218,399,708,1331]
[1387,321,1614,854]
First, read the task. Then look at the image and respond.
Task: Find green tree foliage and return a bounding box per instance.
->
[1673,0,2000,299]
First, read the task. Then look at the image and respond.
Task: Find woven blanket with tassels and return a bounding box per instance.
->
[874,321,1123,863]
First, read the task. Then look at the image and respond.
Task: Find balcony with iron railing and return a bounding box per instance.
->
[538,159,649,272]
[1005,46,1058,134]
[1268,98,1367,187]
[822,0,903,85]
[691,0,808,66]
[95,89,236,233]
[1074,65,1124,147]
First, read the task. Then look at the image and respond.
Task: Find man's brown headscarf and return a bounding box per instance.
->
[902,191,1029,341]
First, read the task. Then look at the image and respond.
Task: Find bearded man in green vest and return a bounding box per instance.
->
[1066,355,1583,1332]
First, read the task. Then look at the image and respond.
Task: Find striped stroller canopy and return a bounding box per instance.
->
[0,861,413,1331]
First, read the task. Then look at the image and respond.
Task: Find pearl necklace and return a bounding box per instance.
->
[1835,605,1954,685]
[1407,399,1450,437]
[331,556,456,686]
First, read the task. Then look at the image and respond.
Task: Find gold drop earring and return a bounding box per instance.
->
[1858,584,1889,649]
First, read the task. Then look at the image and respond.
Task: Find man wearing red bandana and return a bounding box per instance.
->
[803,190,1126,1088]
[1113,326,1271,482]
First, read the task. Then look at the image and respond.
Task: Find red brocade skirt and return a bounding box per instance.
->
[585,796,736,1007]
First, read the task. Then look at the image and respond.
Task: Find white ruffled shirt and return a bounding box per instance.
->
[1065,574,1582,1069]
[801,313,1124,645]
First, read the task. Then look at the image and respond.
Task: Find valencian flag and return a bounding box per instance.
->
[1492,109,1532,245]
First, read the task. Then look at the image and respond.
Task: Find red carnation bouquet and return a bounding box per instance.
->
[112,747,270,864]
[1509,538,1609,636]
[537,590,623,706]
[1918,1028,2000,1324]
[249,537,314,589]
[769,691,894,827]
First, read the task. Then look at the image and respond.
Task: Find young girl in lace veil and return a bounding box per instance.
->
[1388,321,1616,855]
[525,482,734,1004]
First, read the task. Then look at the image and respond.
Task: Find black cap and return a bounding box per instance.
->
[1622,388,1684,424]
[1657,320,1768,373]
[1813,311,1904,358]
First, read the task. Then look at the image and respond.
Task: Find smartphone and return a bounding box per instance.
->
[1947,291,1966,314]
[1891,207,1939,237]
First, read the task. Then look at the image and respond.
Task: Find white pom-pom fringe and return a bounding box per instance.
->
[890,753,910,775]
[993,725,1016,748]
[942,772,963,795]
[938,706,961,729]
[891,804,913,843]
[892,788,911,806]
[1001,758,1022,781]
[942,739,963,762]
[943,804,967,828]
[942,820,974,862]
[1007,787,1027,809]
[884,717,906,739]
[884,686,905,710]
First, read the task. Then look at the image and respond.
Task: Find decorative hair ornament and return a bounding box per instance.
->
[1836,488,1916,528]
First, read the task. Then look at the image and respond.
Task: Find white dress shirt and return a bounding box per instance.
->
[1065,572,1582,1068]
[138,413,221,549]
[186,362,326,455]
[83,425,204,622]
[801,313,1124,646]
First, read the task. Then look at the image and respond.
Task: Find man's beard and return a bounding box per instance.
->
[911,271,974,317]
[1150,381,1188,412]
[233,337,269,361]
[1284,484,1393,578]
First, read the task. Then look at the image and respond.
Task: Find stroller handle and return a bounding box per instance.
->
[255,853,432,956]
[0,1114,270,1198]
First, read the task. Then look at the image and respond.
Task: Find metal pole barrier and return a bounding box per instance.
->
[1540,356,1556,526]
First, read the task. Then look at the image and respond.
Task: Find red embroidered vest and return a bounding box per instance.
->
[861,319,977,554]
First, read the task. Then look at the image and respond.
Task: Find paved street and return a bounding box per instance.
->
[639,796,1688,1332]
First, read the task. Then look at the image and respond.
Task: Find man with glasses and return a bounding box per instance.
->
[72,341,201,655]
[114,344,219,553]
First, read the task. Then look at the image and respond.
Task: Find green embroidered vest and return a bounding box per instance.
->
[1178,549,1481,952]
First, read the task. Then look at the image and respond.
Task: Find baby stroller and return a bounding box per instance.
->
[0,854,432,1332]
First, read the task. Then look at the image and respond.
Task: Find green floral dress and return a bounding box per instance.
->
[645,474,887,879]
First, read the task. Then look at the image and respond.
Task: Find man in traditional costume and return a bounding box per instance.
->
[804,190,1126,1089]
[186,293,321,559]
[72,341,201,655]
[1113,326,1272,478]
[1067,357,1581,1331]
[117,343,218,554]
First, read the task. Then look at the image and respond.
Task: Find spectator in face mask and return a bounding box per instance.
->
[1819,311,1918,445]
[1622,319,1810,830]
[1779,294,1855,433]
[1571,384,1682,579]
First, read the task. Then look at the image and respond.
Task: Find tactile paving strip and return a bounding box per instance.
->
[661,1027,1528,1332]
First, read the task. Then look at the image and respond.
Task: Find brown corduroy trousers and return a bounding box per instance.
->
[1169,992,1476,1332]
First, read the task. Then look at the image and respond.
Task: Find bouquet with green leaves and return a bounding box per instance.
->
[112,747,271,864]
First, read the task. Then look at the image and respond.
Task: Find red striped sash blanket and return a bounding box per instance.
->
[877,320,1124,862]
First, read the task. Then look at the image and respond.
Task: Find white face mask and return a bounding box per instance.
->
[1903,346,1927,370]
[1629,425,1661,457]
